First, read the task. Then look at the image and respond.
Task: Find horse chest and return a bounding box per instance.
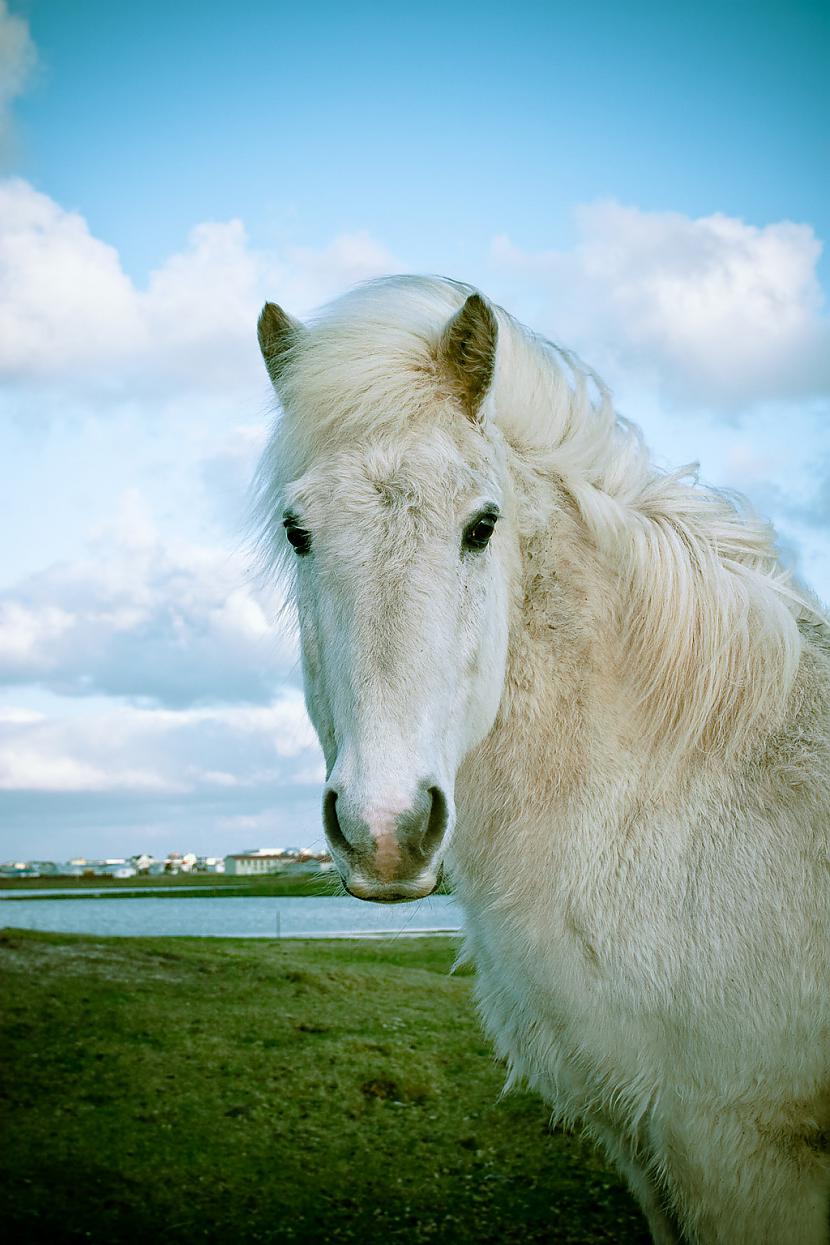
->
[459,885,658,1117]
[452,797,727,1116]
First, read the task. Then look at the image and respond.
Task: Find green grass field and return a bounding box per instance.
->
[0,866,340,896]
[0,930,649,1244]
[0,871,339,898]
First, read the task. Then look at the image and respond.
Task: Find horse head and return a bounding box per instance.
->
[256,285,515,900]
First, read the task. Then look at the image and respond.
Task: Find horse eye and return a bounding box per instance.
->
[283,519,311,556]
[463,511,498,551]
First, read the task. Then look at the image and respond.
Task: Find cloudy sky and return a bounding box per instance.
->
[1,0,828,863]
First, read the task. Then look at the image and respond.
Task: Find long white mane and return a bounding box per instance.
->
[255,274,826,764]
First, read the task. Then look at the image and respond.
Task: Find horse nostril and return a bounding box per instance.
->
[324,782,449,880]
[420,786,448,858]
[322,788,350,856]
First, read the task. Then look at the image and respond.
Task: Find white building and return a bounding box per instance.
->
[199,856,226,873]
[224,849,288,876]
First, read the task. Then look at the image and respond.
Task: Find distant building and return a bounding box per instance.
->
[224,848,332,875]
[198,857,226,873]
[30,861,60,875]
[224,849,288,876]
[48,859,137,878]
[0,861,41,878]
[0,847,327,883]
[0,860,62,878]
[86,860,137,878]
[134,853,226,875]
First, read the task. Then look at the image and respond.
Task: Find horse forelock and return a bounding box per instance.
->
[253,273,827,767]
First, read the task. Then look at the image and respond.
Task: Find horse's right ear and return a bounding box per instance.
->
[257,302,306,388]
[438,293,498,422]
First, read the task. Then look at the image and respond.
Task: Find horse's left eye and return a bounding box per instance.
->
[283,519,312,556]
[463,511,498,551]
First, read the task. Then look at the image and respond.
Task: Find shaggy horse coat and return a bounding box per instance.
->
[254,276,830,1244]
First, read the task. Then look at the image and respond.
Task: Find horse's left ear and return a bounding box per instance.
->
[257,302,306,389]
[438,293,498,423]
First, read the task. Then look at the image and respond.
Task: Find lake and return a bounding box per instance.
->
[0,892,463,938]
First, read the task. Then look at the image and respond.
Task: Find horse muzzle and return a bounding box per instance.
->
[322,780,450,902]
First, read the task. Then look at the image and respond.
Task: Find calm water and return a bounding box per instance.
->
[0,893,463,938]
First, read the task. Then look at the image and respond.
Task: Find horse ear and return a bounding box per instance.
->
[438,293,498,422]
[257,302,305,388]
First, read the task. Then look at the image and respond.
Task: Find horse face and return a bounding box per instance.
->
[284,429,512,901]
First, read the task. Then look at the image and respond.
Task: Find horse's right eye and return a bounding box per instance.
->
[283,520,311,556]
[463,508,499,552]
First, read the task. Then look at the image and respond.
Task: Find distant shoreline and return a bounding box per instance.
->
[0,872,453,898]
[0,872,339,898]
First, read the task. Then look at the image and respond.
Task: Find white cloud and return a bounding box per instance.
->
[0,179,144,380]
[0,490,297,705]
[7,180,825,414]
[0,748,182,795]
[0,706,43,725]
[0,687,320,797]
[0,2,35,154]
[490,202,830,407]
[0,178,402,396]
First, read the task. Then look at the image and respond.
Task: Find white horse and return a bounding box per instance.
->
[253,275,830,1244]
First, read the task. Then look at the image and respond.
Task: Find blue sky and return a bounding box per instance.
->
[1,0,828,862]
[15,1,830,282]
